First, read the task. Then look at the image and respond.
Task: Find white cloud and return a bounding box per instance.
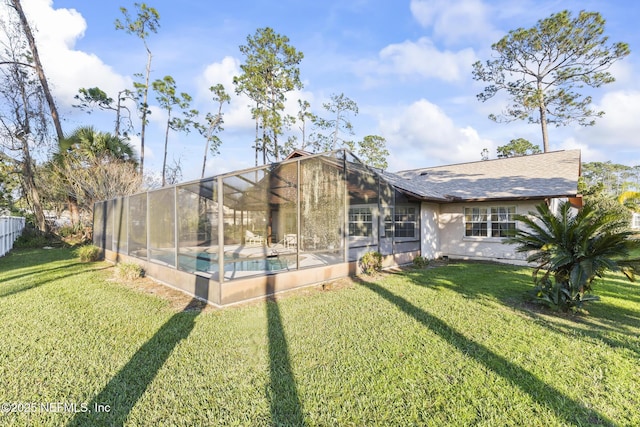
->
[379,99,496,170]
[126,134,154,162]
[557,137,600,162]
[196,56,315,134]
[563,90,640,164]
[197,56,239,96]
[593,90,640,138]
[410,0,440,27]
[21,0,130,107]
[376,37,476,82]
[606,61,636,88]
[197,56,254,130]
[147,105,165,126]
[21,0,85,47]
[410,0,499,46]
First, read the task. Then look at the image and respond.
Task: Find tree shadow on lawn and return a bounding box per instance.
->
[358,277,615,426]
[517,303,640,359]
[0,248,111,299]
[67,298,205,427]
[0,261,84,285]
[0,263,110,299]
[0,247,83,283]
[401,262,640,357]
[399,261,532,305]
[265,283,307,426]
[596,276,640,305]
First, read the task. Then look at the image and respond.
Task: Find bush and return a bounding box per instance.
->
[13,227,48,249]
[13,225,61,249]
[360,251,383,275]
[413,255,429,268]
[115,262,144,281]
[507,201,640,312]
[57,225,78,238]
[75,244,101,262]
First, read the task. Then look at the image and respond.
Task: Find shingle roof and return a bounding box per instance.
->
[386,150,581,202]
[379,170,450,201]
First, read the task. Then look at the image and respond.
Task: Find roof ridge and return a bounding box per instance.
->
[395,149,580,174]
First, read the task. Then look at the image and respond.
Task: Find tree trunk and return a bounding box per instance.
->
[201,137,209,179]
[20,142,47,232]
[255,114,259,167]
[270,94,279,161]
[162,115,170,186]
[115,91,123,137]
[10,0,64,142]
[25,177,46,232]
[202,109,223,178]
[262,131,267,165]
[537,84,549,153]
[68,196,80,226]
[332,113,340,150]
[539,108,550,153]
[139,47,152,176]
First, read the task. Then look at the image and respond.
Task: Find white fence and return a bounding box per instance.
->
[0,216,25,257]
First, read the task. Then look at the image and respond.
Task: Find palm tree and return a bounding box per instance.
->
[59,126,138,164]
[55,126,138,225]
[507,201,640,311]
[619,191,640,212]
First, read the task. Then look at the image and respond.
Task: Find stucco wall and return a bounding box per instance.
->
[432,200,544,264]
[420,203,441,260]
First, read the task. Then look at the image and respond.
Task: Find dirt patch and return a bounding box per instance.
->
[114,275,216,313]
[243,276,359,307]
[113,273,360,312]
[319,276,358,291]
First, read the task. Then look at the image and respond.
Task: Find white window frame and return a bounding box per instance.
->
[382,210,394,239]
[464,206,517,239]
[348,206,373,237]
[394,205,418,240]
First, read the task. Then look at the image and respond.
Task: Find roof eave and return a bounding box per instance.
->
[394,190,449,203]
[439,193,579,203]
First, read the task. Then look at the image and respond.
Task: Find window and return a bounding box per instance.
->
[633,213,640,230]
[490,207,516,237]
[464,207,487,237]
[464,206,516,238]
[349,207,373,237]
[394,206,417,238]
[383,213,394,238]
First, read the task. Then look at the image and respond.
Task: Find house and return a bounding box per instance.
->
[389,149,582,263]
[632,212,640,230]
[93,149,581,306]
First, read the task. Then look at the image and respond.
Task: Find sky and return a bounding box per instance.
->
[14,0,640,182]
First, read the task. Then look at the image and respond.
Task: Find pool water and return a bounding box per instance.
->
[178,251,295,274]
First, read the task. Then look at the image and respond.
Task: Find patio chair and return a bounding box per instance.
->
[282,233,297,249]
[245,230,266,246]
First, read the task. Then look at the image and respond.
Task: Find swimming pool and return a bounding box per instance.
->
[174,250,296,274]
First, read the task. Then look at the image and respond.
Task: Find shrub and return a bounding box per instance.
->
[75,244,101,262]
[413,255,429,268]
[507,201,640,312]
[13,225,64,249]
[115,262,144,281]
[13,227,48,249]
[57,225,78,238]
[360,251,383,275]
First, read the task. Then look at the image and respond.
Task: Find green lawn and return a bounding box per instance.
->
[1,248,639,426]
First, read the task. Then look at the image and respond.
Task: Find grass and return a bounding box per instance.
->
[1,249,639,426]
